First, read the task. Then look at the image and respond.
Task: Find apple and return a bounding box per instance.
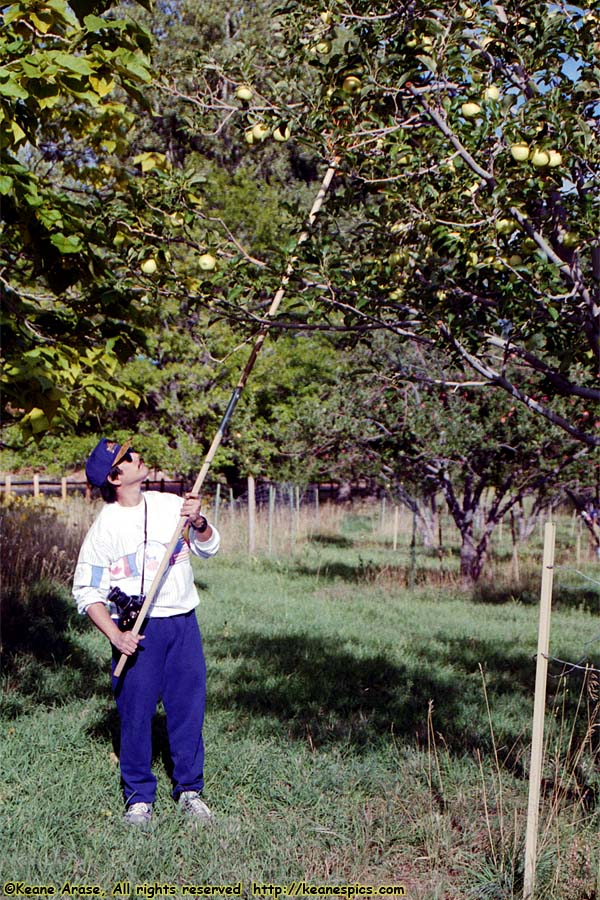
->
[461,101,482,117]
[141,258,157,275]
[315,40,331,54]
[483,85,500,101]
[421,35,433,48]
[496,218,514,235]
[547,149,563,167]
[562,231,578,248]
[244,128,256,145]
[405,33,418,48]
[252,122,269,141]
[507,254,523,266]
[342,75,362,94]
[530,147,550,167]
[521,237,537,254]
[510,142,530,161]
[198,253,217,271]
[273,124,291,142]
[236,84,253,101]
[320,10,333,24]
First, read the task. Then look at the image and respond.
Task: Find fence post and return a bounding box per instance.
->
[392,506,399,552]
[61,477,67,501]
[248,474,256,555]
[33,473,40,498]
[5,474,11,498]
[214,483,221,528]
[523,522,556,900]
[289,484,296,554]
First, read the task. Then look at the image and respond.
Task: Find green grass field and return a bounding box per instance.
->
[1,509,598,900]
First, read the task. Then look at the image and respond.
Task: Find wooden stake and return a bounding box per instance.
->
[523,522,556,900]
[247,474,256,555]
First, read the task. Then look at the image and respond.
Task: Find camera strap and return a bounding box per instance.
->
[139,495,148,599]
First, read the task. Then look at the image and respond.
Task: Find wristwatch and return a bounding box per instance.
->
[190,514,208,533]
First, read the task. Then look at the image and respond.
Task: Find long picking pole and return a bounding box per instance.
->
[114,160,338,679]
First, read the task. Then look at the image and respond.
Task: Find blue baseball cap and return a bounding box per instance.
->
[85,438,132,487]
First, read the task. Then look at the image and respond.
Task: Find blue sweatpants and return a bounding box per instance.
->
[111,610,206,807]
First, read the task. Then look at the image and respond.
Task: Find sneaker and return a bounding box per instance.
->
[177,791,213,824]
[123,801,153,827]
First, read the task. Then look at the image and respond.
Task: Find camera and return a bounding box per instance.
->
[107,585,145,631]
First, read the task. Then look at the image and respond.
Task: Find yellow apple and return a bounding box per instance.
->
[315,40,331,54]
[562,231,578,248]
[244,128,256,145]
[547,149,563,167]
[508,254,523,266]
[141,258,157,275]
[320,10,333,24]
[530,147,550,167]
[236,85,253,101]
[461,102,482,117]
[252,122,269,141]
[496,218,514,235]
[199,253,217,271]
[273,124,291,142]
[510,142,530,162]
[342,75,362,94]
[483,85,500,101]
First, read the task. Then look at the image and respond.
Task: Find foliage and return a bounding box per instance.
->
[0,0,162,435]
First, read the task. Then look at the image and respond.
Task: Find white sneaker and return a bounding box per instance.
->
[177,791,213,824]
[123,801,153,827]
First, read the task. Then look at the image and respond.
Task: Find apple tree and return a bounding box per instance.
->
[202,1,600,447]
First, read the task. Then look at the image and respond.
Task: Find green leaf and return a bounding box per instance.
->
[50,51,96,76]
[0,76,29,100]
[50,232,84,254]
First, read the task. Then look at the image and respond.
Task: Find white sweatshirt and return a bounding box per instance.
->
[73,491,220,618]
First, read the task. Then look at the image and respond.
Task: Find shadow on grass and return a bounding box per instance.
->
[473,578,600,613]
[308,533,354,549]
[0,582,110,715]
[206,630,539,756]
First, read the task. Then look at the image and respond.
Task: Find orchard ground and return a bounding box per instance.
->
[0,499,598,899]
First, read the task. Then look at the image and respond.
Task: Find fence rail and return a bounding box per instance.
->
[1,475,186,499]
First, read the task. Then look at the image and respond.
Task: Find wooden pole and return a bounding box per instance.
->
[523,522,556,900]
[247,474,256,555]
[392,506,399,552]
[61,477,67,501]
[113,159,340,679]
[33,473,40,498]
[5,474,11,498]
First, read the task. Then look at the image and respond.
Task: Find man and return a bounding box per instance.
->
[73,438,220,827]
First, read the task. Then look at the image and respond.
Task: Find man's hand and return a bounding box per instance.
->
[111,629,145,656]
[181,492,203,522]
[182,493,213,540]
[86,601,145,656]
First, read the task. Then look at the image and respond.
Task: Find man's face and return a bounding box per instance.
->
[111,449,149,487]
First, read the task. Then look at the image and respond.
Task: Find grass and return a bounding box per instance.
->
[0,499,598,899]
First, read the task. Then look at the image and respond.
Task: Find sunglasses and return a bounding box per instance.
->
[119,449,138,463]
